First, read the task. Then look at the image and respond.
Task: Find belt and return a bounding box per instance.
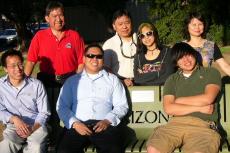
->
[55,72,75,82]
[37,71,75,85]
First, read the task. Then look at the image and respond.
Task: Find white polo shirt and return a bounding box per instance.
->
[103,33,137,78]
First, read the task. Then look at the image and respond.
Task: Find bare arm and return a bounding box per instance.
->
[163,95,214,116]
[175,84,220,106]
[216,58,230,76]
[24,61,36,76]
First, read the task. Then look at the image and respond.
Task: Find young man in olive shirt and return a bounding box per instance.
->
[147,42,221,153]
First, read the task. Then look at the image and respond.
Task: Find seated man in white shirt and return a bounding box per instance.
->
[0,50,50,153]
[56,44,129,153]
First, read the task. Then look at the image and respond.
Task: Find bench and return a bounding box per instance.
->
[1,84,230,153]
[83,84,230,153]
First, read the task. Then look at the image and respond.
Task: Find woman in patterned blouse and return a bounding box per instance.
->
[184,12,230,76]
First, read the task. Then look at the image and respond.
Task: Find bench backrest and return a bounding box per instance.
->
[127,84,230,141]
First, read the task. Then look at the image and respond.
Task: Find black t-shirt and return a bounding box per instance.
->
[133,46,175,86]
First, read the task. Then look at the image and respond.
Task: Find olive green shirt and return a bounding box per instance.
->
[163,66,221,122]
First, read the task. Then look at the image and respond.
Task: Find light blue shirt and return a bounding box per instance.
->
[0,75,50,126]
[56,69,129,129]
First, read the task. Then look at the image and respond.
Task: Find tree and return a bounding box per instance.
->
[138,0,230,45]
[0,0,48,51]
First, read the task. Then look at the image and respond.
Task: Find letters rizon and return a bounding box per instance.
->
[130,110,169,124]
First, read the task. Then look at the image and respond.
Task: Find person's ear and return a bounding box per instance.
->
[112,23,116,31]
[45,16,49,23]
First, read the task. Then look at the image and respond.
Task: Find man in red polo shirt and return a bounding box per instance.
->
[25,1,84,149]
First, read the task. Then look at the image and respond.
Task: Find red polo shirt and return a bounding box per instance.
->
[27,28,84,75]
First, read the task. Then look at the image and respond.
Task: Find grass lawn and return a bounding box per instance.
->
[220,46,230,53]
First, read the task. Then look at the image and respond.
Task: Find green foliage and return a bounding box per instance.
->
[154,10,186,45]
[140,0,230,46]
[207,24,224,46]
[0,67,5,77]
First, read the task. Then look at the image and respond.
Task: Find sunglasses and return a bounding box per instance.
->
[86,54,103,59]
[138,31,153,39]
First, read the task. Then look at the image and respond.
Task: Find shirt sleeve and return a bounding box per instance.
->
[34,81,51,126]
[103,41,113,69]
[0,95,13,124]
[205,68,221,87]
[27,33,40,63]
[76,34,85,65]
[213,43,223,61]
[104,76,129,126]
[56,77,80,129]
[163,75,176,96]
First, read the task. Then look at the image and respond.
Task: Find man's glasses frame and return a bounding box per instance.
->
[86,54,103,59]
[7,63,24,69]
[138,31,154,40]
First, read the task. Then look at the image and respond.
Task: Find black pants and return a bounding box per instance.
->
[37,72,63,146]
[57,122,124,153]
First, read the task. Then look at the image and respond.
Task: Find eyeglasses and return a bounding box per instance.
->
[86,54,103,59]
[7,63,24,69]
[138,31,153,39]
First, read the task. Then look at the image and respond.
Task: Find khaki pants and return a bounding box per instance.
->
[147,116,220,153]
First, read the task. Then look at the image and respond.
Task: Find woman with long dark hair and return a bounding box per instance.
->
[133,22,174,85]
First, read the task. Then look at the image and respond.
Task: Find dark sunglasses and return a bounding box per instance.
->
[138,31,153,39]
[86,54,103,59]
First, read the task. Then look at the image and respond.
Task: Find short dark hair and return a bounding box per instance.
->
[184,12,207,40]
[112,9,132,24]
[45,1,64,16]
[171,42,198,65]
[84,43,104,56]
[1,50,24,67]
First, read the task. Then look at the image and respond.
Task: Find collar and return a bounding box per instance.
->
[2,74,31,87]
[114,32,137,44]
[47,28,70,38]
[178,65,200,78]
[81,69,108,79]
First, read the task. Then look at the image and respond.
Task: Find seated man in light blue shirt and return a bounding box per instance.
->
[56,44,129,153]
[0,50,50,153]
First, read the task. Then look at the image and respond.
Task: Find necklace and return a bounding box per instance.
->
[147,47,157,52]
